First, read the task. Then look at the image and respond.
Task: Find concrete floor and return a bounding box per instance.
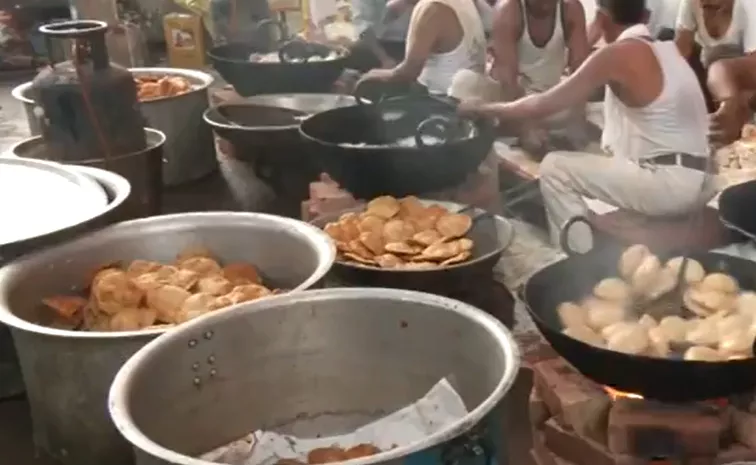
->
[0,76,547,465]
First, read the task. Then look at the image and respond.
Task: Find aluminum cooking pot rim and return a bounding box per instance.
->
[108,287,521,465]
[11,81,33,104]
[9,129,167,165]
[0,211,336,339]
[203,103,304,132]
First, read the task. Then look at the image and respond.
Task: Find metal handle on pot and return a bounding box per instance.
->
[440,426,495,465]
[254,18,289,45]
[558,215,595,256]
[39,20,109,69]
[415,116,458,148]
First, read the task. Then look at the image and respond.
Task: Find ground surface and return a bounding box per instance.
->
[0,76,551,465]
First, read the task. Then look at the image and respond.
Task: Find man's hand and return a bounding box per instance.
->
[356,68,395,88]
[710,98,750,146]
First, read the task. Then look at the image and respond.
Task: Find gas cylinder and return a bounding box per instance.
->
[31,20,146,162]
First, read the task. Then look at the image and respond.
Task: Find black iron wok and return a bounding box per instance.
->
[299,88,496,199]
[310,200,513,294]
[208,19,350,96]
[719,179,756,242]
[522,234,756,402]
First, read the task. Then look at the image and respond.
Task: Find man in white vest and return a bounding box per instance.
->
[355,0,489,94]
[460,0,716,251]
[489,0,591,153]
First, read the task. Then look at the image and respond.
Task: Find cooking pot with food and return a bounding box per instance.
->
[299,89,495,199]
[521,221,756,401]
[0,158,131,399]
[13,67,215,187]
[204,93,358,217]
[108,288,520,465]
[208,19,350,96]
[310,197,513,294]
[0,212,335,465]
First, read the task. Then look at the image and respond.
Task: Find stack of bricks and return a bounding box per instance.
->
[529,357,756,465]
[301,156,501,222]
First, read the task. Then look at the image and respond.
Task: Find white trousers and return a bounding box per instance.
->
[539,151,718,252]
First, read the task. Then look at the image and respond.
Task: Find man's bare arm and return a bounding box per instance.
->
[468,44,616,120]
[382,2,446,82]
[564,0,589,74]
[489,0,524,99]
[674,28,696,58]
[707,54,756,102]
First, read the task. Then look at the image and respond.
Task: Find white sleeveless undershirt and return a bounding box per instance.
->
[517,0,567,92]
[601,25,709,160]
[409,0,487,94]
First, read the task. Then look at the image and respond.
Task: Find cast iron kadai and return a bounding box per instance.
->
[718,179,756,242]
[299,88,495,199]
[521,218,756,402]
[208,19,350,96]
[203,94,358,217]
[310,200,513,294]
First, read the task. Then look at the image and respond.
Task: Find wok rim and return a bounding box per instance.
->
[108,287,521,465]
[310,200,513,274]
[521,251,756,367]
[298,100,495,151]
[208,41,351,66]
[0,212,336,339]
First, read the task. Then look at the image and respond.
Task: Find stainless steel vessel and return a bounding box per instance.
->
[109,288,520,465]
[0,212,336,465]
[10,128,166,220]
[12,67,215,186]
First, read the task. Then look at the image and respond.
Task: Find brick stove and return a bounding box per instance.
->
[529,357,756,465]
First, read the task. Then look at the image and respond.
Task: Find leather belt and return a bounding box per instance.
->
[645,153,709,172]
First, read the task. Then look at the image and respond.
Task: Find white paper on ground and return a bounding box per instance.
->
[201,378,469,465]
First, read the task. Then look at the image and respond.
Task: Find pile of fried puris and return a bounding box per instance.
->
[42,247,276,332]
[276,444,383,465]
[324,196,475,269]
[559,244,756,362]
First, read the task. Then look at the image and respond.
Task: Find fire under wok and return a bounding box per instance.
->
[522,235,756,402]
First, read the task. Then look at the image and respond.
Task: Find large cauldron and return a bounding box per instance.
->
[109,288,520,465]
[0,212,335,465]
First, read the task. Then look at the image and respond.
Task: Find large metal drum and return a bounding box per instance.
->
[108,288,520,465]
[0,212,335,465]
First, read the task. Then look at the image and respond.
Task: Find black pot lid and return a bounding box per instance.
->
[0,157,108,247]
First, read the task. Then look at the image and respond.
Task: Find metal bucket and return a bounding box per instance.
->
[10,128,166,220]
[0,164,132,399]
[108,288,520,465]
[12,67,216,186]
[0,212,336,465]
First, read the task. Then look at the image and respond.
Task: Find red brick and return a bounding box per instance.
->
[516,334,559,369]
[612,456,646,465]
[543,419,614,465]
[732,409,756,451]
[530,388,551,428]
[716,443,756,464]
[533,358,611,445]
[608,399,725,457]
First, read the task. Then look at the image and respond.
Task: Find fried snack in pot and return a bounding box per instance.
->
[323,196,480,269]
[41,246,275,332]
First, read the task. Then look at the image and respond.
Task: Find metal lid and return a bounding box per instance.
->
[0,157,108,247]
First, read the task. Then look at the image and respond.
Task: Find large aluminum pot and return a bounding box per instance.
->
[108,288,520,465]
[12,67,215,186]
[0,212,336,465]
[0,164,131,399]
[10,128,166,220]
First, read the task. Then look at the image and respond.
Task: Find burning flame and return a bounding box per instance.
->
[603,386,644,401]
